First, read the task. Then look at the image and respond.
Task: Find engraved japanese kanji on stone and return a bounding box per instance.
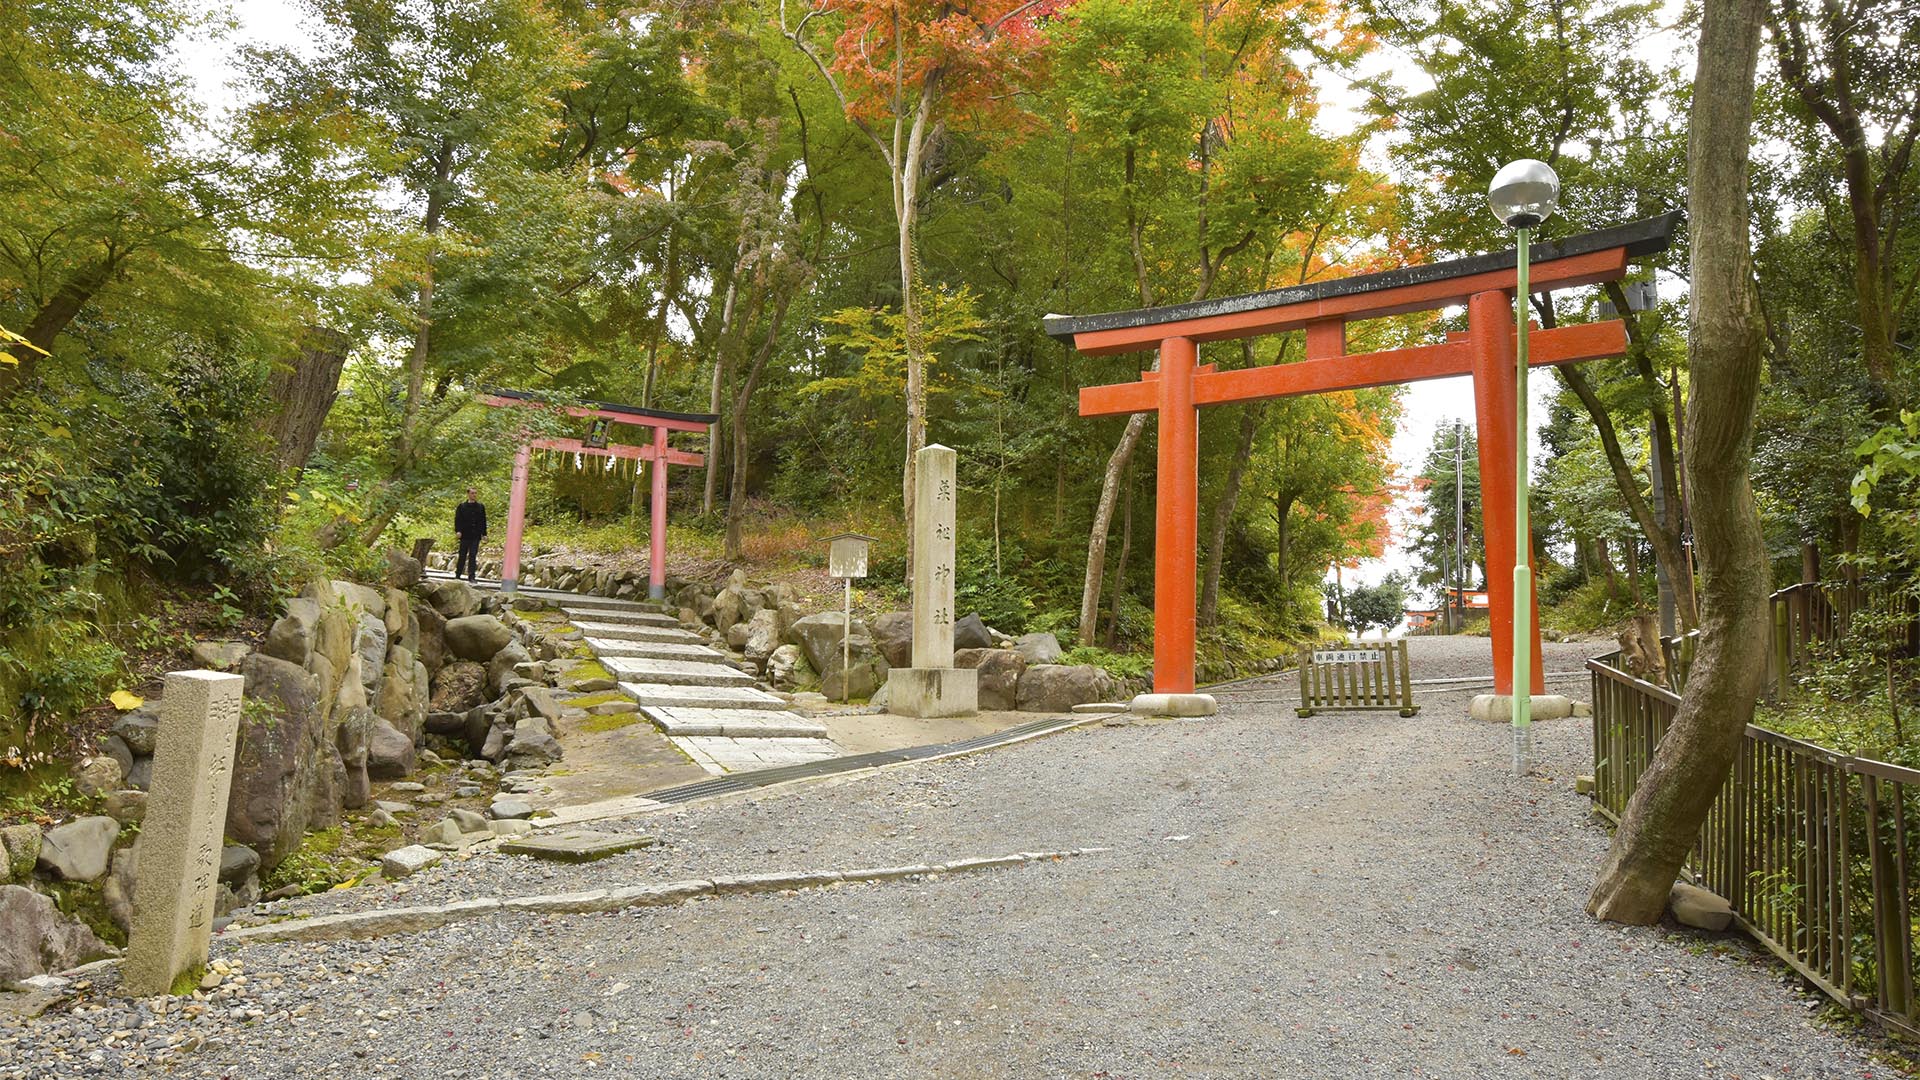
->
[124,669,245,996]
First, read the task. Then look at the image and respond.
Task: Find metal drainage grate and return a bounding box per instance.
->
[641,715,1092,805]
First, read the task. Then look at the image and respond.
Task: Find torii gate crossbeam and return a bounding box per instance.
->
[1046,212,1680,697]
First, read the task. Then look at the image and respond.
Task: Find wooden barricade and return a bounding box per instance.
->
[1296,640,1418,717]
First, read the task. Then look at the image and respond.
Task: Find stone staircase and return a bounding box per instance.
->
[428,571,841,777]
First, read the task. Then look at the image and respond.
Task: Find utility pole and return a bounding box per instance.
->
[1453,420,1466,634]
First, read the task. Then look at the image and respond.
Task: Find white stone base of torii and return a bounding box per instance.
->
[887,444,977,718]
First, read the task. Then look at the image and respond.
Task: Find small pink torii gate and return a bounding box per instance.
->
[480,390,717,600]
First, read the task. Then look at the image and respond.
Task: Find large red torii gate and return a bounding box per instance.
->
[480,389,718,600]
[1046,213,1679,698]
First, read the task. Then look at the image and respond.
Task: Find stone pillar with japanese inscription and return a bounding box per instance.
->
[887,444,978,717]
[124,670,245,996]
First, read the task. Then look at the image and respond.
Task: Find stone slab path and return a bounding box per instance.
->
[8,636,1881,1078]
[555,598,842,776]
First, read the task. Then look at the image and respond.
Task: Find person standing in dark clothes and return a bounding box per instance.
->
[453,488,487,582]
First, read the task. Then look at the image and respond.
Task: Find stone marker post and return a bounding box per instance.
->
[124,670,245,996]
[887,445,978,717]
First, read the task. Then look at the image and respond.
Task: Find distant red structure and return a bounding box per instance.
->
[1048,214,1677,696]
[479,390,717,600]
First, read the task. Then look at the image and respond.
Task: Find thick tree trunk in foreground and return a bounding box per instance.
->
[263,326,351,480]
[1587,0,1772,923]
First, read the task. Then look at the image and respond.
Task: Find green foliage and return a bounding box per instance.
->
[1852,411,1920,568]
[1339,572,1410,635]
[261,827,368,896]
[1062,646,1153,682]
[952,536,1037,633]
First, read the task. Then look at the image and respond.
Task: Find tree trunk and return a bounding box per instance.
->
[724,292,796,560]
[897,75,938,582]
[1275,492,1297,600]
[1562,362,1699,628]
[262,326,352,479]
[1079,412,1151,646]
[1105,462,1135,649]
[1200,398,1265,627]
[0,256,118,400]
[1588,0,1771,922]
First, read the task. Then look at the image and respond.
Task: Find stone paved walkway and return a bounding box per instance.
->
[2,636,1884,1078]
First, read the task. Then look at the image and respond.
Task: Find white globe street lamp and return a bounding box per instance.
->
[1488,158,1559,775]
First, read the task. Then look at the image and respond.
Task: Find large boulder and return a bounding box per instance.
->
[311,602,356,681]
[385,587,418,653]
[742,608,782,672]
[262,597,320,666]
[355,614,388,693]
[1015,664,1115,713]
[487,640,533,696]
[1,825,40,882]
[36,816,120,882]
[870,612,914,669]
[766,644,811,691]
[0,886,113,983]
[366,717,416,780]
[1013,632,1064,666]
[954,613,994,651]
[111,709,159,757]
[385,548,424,590]
[821,645,888,701]
[1670,882,1734,931]
[444,615,513,663]
[785,612,868,677]
[425,579,482,620]
[956,648,1027,711]
[102,843,139,935]
[376,645,430,742]
[337,706,374,809]
[71,755,123,798]
[503,716,563,770]
[711,586,745,632]
[190,640,250,672]
[226,653,328,871]
[414,602,448,676]
[429,661,488,713]
[330,579,386,619]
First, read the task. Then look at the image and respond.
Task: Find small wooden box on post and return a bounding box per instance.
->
[824,533,875,704]
[1296,641,1419,717]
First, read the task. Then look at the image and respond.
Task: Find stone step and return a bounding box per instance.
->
[670,734,841,775]
[569,620,705,645]
[601,656,757,688]
[618,683,790,710]
[561,606,680,629]
[586,637,729,663]
[642,706,828,739]
[543,593,668,614]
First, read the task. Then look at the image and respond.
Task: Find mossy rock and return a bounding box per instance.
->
[48,880,125,949]
[577,711,646,734]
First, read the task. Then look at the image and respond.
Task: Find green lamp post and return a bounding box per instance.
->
[1488,158,1560,775]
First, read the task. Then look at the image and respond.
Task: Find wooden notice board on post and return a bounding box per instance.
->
[1297,641,1418,717]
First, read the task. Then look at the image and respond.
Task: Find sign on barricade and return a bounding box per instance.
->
[1297,640,1418,717]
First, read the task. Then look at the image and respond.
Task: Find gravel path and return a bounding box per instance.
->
[3,637,1883,1078]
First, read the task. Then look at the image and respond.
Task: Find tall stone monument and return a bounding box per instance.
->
[886,444,978,718]
[124,670,245,996]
